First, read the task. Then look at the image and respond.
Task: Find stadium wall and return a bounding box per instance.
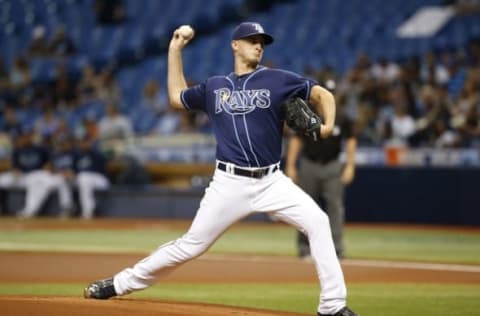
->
[346,166,480,225]
[3,167,480,225]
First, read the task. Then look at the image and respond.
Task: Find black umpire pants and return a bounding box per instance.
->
[297,157,345,258]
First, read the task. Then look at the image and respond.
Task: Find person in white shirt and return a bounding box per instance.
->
[98,103,134,141]
[370,57,400,83]
[391,103,416,143]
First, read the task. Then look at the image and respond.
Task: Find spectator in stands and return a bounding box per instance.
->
[417,85,440,118]
[97,67,121,105]
[73,116,100,142]
[357,53,372,72]
[94,0,126,24]
[77,65,100,104]
[9,57,31,95]
[454,61,480,146]
[370,57,401,84]
[390,102,416,145]
[177,111,199,134]
[0,56,9,94]
[467,40,480,66]
[451,71,480,137]
[51,118,74,145]
[29,82,51,110]
[450,0,480,15]
[457,97,480,146]
[74,136,110,219]
[98,103,133,141]
[420,51,450,86]
[140,79,169,114]
[337,55,371,120]
[433,119,461,148]
[397,65,421,116]
[408,85,444,146]
[54,64,77,109]
[28,25,49,58]
[314,66,338,90]
[355,101,381,145]
[0,127,53,218]
[49,26,76,57]
[34,105,61,143]
[153,108,181,135]
[0,106,21,138]
[403,56,422,87]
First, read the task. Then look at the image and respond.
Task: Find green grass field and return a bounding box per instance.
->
[0,283,479,316]
[1,223,479,263]
[1,221,298,254]
[1,221,480,315]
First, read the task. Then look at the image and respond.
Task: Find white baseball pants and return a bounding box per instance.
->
[0,170,55,218]
[114,166,347,314]
[76,171,110,219]
[49,174,74,211]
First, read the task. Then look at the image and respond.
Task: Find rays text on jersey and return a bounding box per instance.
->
[214,88,271,115]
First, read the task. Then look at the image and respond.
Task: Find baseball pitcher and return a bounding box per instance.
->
[84,22,358,316]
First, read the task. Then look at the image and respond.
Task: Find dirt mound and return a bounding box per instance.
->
[0,296,308,316]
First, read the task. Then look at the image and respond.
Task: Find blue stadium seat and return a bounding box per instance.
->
[2,0,477,134]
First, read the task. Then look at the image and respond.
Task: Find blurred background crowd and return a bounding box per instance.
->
[0,0,479,159]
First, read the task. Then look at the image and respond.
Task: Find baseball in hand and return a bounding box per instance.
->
[178,25,194,40]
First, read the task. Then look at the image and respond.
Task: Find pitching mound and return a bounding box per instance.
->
[0,296,307,316]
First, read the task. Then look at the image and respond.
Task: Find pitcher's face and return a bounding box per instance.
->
[232,35,265,66]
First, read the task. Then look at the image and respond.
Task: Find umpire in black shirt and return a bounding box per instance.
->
[286,102,357,259]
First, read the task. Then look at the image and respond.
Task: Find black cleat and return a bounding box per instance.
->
[84,278,117,299]
[318,306,359,316]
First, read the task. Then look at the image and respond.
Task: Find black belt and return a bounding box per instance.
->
[217,162,278,179]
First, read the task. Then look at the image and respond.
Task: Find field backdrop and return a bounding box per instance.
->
[0,218,479,316]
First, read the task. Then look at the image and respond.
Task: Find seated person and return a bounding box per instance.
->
[74,137,110,219]
[0,127,52,218]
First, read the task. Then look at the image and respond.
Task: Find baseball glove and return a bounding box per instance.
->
[282,97,322,141]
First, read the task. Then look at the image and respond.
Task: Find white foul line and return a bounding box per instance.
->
[200,254,480,273]
[342,259,480,273]
[0,244,479,273]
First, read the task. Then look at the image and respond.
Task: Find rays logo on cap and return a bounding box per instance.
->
[252,23,264,33]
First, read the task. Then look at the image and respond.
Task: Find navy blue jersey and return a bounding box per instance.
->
[51,150,77,172]
[75,149,106,174]
[12,145,50,172]
[181,66,317,167]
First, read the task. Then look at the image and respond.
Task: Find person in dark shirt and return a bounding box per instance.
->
[0,128,53,218]
[74,137,110,219]
[0,106,21,138]
[94,0,125,24]
[49,135,77,217]
[49,26,76,57]
[286,104,357,260]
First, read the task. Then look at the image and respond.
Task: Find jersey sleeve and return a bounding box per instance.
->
[180,82,206,112]
[282,70,318,100]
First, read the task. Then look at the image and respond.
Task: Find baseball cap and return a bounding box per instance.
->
[231,22,274,45]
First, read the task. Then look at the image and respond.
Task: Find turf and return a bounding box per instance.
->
[345,228,480,263]
[0,224,479,263]
[0,283,479,316]
[1,221,479,315]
